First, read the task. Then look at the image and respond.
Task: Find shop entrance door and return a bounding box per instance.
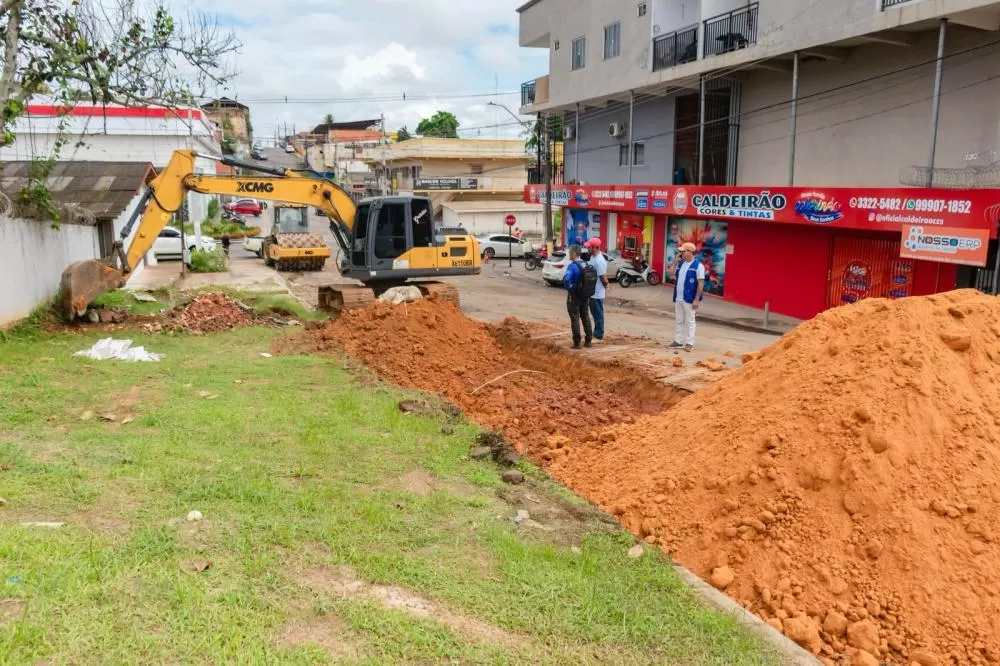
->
[827,235,914,307]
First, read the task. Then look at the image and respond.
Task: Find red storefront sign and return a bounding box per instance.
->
[524,184,1000,237]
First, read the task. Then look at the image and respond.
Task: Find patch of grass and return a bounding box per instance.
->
[91,290,170,316]
[189,248,227,273]
[0,298,61,341]
[0,328,778,665]
[249,295,325,321]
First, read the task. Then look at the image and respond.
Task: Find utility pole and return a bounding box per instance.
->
[543,113,553,245]
[380,113,388,195]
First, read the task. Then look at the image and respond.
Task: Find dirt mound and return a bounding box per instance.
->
[166,293,261,334]
[555,290,1000,664]
[276,297,682,453]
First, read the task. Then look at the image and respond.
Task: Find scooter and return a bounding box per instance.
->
[523,244,549,271]
[615,259,661,288]
[221,209,246,226]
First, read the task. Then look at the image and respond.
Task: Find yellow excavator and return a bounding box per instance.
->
[60,149,481,320]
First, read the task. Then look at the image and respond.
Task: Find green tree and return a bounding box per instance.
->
[525,115,564,151]
[416,111,459,138]
[324,113,334,126]
[397,126,412,142]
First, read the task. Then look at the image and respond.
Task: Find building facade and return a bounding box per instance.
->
[366,138,532,216]
[518,0,1000,318]
[201,97,252,156]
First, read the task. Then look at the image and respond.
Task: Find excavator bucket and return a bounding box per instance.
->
[60,260,127,321]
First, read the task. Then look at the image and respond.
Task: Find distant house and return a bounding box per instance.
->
[365,138,533,220]
[201,97,252,152]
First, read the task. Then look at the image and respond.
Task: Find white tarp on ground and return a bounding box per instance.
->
[74,338,162,362]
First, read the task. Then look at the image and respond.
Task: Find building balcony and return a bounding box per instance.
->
[652,25,699,71]
[703,2,758,58]
[520,75,549,111]
[521,80,536,107]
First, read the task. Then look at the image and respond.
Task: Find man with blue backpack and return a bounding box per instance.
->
[668,242,705,352]
[562,244,596,349]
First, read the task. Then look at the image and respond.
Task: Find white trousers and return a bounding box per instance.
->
[674,300,697,346]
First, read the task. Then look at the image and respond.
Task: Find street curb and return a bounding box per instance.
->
[671,564,822,665]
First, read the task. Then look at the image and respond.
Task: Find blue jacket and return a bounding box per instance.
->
[563,259,583,292]
[674,261,705,304]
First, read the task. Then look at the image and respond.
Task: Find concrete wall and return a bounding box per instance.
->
[652,0,701,35]
[389,159,528,192]
[565,95,677,185]
[0,218,98,325]
[0,188,149,325]
[521,0,1000,113]
[738,27,1000,187]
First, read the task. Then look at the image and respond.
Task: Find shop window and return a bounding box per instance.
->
[637,3,647,17]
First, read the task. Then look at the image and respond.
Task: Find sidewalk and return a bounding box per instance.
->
[500,265,800,335]
[126,257,290,294]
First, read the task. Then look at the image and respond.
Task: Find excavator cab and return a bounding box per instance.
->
[340,196,479,280]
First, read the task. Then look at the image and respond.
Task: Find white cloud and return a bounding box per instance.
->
[163,0,546,141]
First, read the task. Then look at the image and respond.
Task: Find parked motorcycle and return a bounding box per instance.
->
[221,209,246,226]
[615,259,661,288]
[523,245,549,271]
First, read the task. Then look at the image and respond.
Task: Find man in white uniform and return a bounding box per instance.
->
[668,242,705,351]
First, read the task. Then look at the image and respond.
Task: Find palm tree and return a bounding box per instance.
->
[324,113,335,126]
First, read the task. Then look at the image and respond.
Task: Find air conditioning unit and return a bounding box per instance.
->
[609,122,626,138]
[564,125,575,140]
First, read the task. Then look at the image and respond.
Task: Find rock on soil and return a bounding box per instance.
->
[546,290,1000,663]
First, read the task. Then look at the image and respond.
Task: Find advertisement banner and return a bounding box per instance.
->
[665,218,729,296]
[524,184,1000,237]
[899,225,990,267]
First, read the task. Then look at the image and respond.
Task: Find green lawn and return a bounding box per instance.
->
[0,326,777,665]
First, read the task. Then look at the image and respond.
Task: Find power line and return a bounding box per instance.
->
[207,90,519,105]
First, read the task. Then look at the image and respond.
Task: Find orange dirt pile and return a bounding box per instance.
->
[556,290,1000,665]
[166,294,261,334]
[276,297,681,452]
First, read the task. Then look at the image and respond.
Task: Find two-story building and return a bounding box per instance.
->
[519,0,1000,318]
[367,138,544,236]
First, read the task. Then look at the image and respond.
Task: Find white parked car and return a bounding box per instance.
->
[477,234,527,259]
[541,250,626,287]
[284,144,295,153]
[152,227,216,261]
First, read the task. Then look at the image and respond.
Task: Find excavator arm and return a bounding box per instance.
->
[60,149,358,319]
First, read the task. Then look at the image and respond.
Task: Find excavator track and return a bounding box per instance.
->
[415,282,460,307]
[317,285,376,319]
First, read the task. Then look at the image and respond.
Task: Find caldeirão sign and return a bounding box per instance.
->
[899,225,990,266]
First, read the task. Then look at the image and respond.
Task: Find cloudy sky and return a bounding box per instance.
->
[166,0,546,142]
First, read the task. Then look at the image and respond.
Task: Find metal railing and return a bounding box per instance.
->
[521,80,536,107]
[703,3,758,58]
[652,25,699,71]
[881,0,913,8]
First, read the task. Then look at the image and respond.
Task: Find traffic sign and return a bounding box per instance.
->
[504,214,516,227]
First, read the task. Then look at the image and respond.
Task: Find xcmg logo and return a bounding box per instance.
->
[237,181,275,193]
